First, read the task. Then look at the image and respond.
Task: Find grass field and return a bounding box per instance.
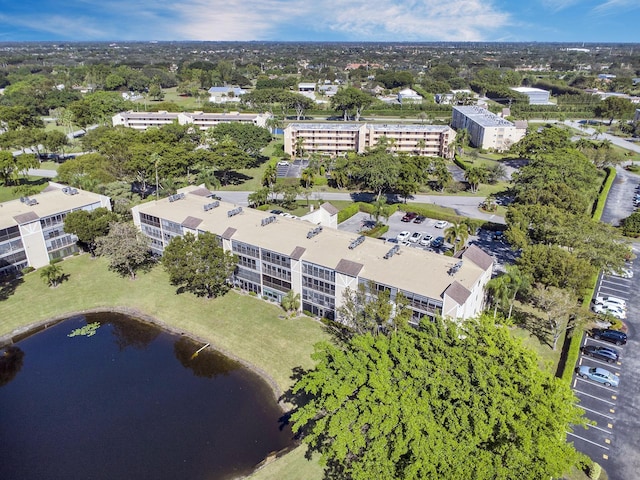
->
[0,254,329,394]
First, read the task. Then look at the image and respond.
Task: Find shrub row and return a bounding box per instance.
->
[592,166,617,220]
[453,155,469,171]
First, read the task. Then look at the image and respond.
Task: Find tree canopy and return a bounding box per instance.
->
[291,316,586,480]
[162,232,237,298]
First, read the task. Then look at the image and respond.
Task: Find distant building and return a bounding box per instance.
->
[451,106,527,151]
[283,123,455,158]
[132,185,493,323]
[298,83,316,92]
[0,183,111,275]
[207,86,246,103]
[510,87,551,105]
[397,88,423,104]
[112,111,272,130]
[634,109,640,123]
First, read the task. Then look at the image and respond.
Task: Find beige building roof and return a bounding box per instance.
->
[0,184,110,230]
[135,188,489,302]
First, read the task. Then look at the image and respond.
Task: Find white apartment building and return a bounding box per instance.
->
[132,185,493,324]
[283,123,455,158]
[112,111,272,130]
[0,183,111,275]
[451,106,527,151]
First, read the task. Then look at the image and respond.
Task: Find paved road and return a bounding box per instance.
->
[564,120,640,154]
[217,190,505,224]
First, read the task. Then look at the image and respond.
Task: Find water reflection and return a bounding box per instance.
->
[0,312,294,480]
[0,345,25,387]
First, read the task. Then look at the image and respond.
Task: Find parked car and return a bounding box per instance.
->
[409,232,422,243]
[589,328,627,345]
[431,236,444,248]
[419,234,433,247]
[592,304,626,319]
[401,212,418,222]
[593,296,627,310]
[611,267,633,279]
[434,220,448,229]
[413,215,426,224]
[575,366,619,387]
[581,345,619,363]
[270,209,283,215]
[396,231,411,242]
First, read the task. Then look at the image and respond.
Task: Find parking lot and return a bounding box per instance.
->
[567,262,637,475]
[338,210,515,269]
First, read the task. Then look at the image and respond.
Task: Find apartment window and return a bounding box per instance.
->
[140,213,161,228]
[302,262,335,282]
[261,249,291,268]
[232,240,259,258]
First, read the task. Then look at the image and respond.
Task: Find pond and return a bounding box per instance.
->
[0,312,295,480]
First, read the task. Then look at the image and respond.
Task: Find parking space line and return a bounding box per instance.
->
[574,390,616,405]
[580,357,621,369]
[575,378,618,392]
[584,422,614,434]
[577,405,614,420]
[567,432,610,450]
[598,286,631,296]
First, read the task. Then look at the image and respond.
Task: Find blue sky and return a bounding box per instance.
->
[0,0,638,43]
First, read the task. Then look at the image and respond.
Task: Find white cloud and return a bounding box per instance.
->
[592,0,639,14]
[168,0,511,41]
[0,0,513,41]
[540,0,581,12]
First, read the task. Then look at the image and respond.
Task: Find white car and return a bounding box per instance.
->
[434,220,448,229]
[592,304,626,320]
[409,232,422,243]
[396,231,411,242]
[611,267,633,279]
[594,296,627,310]
[419,234,433,247]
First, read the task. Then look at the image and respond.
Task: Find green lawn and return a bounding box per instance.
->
[0,254,329,394]
[249,445,323,480]
[0,177,50,202]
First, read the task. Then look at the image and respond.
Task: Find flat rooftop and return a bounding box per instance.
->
[453,106,514,128]
[135,187,489,302]
[0,184,108,230]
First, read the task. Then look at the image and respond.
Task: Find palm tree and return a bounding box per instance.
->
[262,163,277,187]
[444,222,469,254]
[40,264,65,288]
[294,136,305,159]
[486,275,510,318]
[504,265,530,319]
[464,166,486,193]
[301,167,315,188]
[371,196,389,225]
[281,290,301,314]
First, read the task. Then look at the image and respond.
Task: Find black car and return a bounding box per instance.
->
[582,345,620,363]
[590,328,627,346]
[270,209,283,215]
[413,215,426,224]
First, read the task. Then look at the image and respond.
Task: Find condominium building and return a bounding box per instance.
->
[451,106,527,151]
[0,182,111,275]
[283,123,455,158]
[112,111,272,130]
[132,185,492,324]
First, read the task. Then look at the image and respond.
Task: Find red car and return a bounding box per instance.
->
[401,212,417,222]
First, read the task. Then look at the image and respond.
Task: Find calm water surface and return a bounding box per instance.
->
[0,312,294,480]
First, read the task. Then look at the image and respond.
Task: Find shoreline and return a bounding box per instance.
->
[0,305,289,413]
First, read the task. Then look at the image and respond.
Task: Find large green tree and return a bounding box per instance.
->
[64,207,118,256]
[291,316,586,480]
[162,232,237,298]
[330,87,374,121]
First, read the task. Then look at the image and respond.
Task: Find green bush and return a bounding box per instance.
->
[364,224,389,238]
[21,266,35,275]
[621,211,640,237]
[588,461,602,480]
[592,166,616,221]
[50,257,63,264]
[453,155,468,171]
[337,203,360,223]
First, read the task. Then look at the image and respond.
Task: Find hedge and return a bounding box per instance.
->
[453,154,469,171]
[592,166,616,220]
[337,202,401,224]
